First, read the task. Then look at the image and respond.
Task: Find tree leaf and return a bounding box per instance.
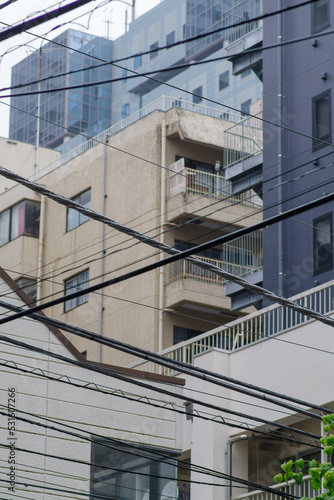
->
[296,459,304,471]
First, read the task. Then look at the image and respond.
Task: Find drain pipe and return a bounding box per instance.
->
[98,133,107,363]
[227,434,249,500]
[36,194,45,304]
[277,0,284,296]
[158,120,166,352]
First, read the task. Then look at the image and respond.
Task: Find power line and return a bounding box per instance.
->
[2,165,334,339]
[0,295,329,421]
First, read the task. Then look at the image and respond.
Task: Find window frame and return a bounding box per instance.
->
[149,41,159,60]
[66,188,91,232]
[64,269,89,312]
[313,213,333,275]
[312,0,330,34]
[0,199,40,247]
[133,54,142,69]
[312,89,332,151]
[121,103,130,120]
[166,31,175,49]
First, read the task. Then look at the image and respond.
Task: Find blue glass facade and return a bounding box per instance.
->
[9,30,112,149]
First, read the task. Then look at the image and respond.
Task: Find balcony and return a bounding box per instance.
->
[167,159,262,207]
[128,279,334,373]
[224,112,263,195]
[236,475,314,500]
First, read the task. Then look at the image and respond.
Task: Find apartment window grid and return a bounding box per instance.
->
[66,189,91,232]
[313,213,333,275]
[312,0,330,33]
[0,200,40,247]
[64,270,89,312]
[312,90,331,150]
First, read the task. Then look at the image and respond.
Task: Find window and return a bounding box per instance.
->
[166,31,175,48]
[312,90,331,150]
[91,440,177,499]
[219,71,229,91]
[241,99,251,116]
[121,103,130,119]
[64,270,89,312]
[313,214,332,274]
[312,0,329,33]
[15,277,37,303]
[133,54,142,69]
[66,189,91,232]
[122,68,127,83]
[0,200,40,247]
[150,41,159,59]
[193,85,202,104]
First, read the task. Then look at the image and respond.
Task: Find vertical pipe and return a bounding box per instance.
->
[36,195,45,304]
[277,0,284,295]
[98,134,107,363]
[158,120,166,352]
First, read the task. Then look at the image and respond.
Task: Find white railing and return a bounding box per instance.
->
[167,230,262,286]
[167,161,262,207]
[223,0,262,46]
[127,279,334,373]
[224,112,263,170]
[236,475,315,500]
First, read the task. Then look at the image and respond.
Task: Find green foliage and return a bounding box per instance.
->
[274,414,334,500]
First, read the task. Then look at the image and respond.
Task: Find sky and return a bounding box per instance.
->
[0,0,160,138]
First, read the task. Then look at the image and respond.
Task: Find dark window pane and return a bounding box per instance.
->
[15,277,37,303]
[64,270,89,312]
[0,210,10,246]
[133,54,142,69]
[219,70,229,90]
[312,0,329,33]
[314,214,332,273]
[313,91,331,150]
[166,31,175,48]
[241,99,251,116]
[67,189,91,231]
[150,41,159,59]
[173,326,204,344]
[193,85,203,104]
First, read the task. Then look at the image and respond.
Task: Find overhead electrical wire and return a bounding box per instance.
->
[2,165,334,336]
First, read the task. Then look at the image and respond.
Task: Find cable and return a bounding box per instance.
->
[0,295,329,421]
[2,165,334,338]
[0,0,18,10]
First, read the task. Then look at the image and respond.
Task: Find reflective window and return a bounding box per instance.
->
[166,31,175,48]
[241,99,251,116]
[133,54,142,69]
[64,270,89,312]
[66,189,91,232]
[15,277,37,303]
[0,200,40,247]
[91,440,177,500]
[192,85,203,103]
[312,90,331,150]
[121,103,130,119]
[312,0,329,33]
[313,214,332,274]
[150,41,159,59]
[219,70,229,90]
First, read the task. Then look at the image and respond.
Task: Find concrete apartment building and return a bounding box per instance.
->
[0,104,262,365]
[9,0,263,152]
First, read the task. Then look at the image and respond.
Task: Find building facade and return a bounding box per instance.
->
[0,105,262,365]
[9,29,113,149]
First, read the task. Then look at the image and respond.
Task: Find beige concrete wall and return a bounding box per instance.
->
[0,110,262,365]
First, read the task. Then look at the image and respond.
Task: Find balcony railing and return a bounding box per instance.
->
[127,279,334,374]
[223,0,262,46]
[236,475,315,500]
[167,230,262,286]
[224,112,263,170]
[168,160,262,207]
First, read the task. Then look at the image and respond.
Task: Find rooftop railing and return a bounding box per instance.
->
[167,162,262,207]
[224,112,263,170]
[127,279,334,374]
[223,0,262,46]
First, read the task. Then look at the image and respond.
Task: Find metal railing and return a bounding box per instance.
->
[236,475,315,500]
[127,279,334,374]
[223,0,262,46]
[167,230,262,286]
[224,112,263,170]
[167,161,262,207]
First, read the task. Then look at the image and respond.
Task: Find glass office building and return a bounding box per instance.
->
[9,29,112,149]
